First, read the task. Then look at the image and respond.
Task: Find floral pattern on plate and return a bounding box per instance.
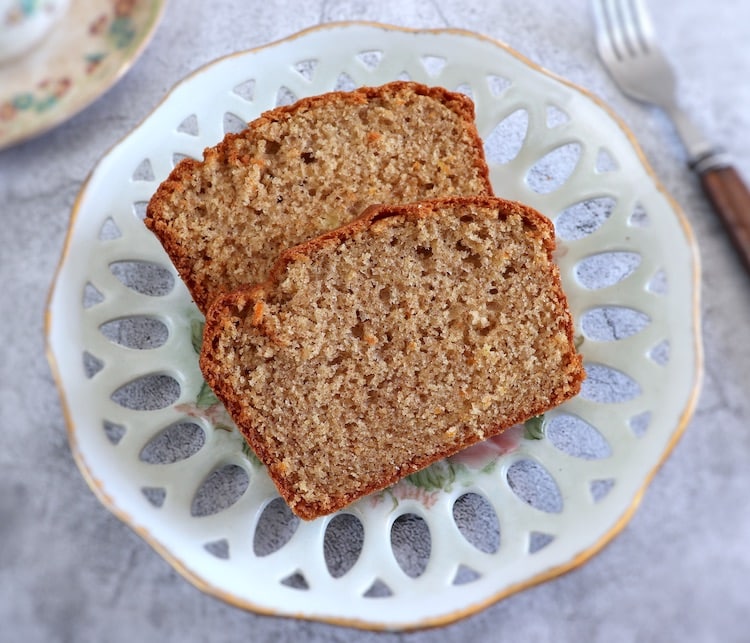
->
[0,0,165,149]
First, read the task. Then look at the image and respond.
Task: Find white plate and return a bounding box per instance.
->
[0,0,165,150]
[46,23,702,631]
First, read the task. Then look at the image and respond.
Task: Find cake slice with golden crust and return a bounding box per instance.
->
[145,82,493,312]
[200,196,584,520]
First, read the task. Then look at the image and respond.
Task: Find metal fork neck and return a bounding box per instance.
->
[666,104,731,171]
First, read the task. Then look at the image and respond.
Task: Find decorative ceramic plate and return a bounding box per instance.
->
[46,23,702,631]
[0,0,165,150]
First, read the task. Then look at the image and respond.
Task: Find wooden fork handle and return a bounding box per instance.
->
[696,163,750,273]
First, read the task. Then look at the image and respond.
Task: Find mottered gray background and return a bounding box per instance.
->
[1,1,749,641]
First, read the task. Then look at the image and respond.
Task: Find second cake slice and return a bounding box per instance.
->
[200,196,585,520]
[145,82,493,312]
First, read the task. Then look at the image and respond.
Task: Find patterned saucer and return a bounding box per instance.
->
[0,0,165,150]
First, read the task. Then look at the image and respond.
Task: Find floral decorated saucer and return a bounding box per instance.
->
[0,0,165,150]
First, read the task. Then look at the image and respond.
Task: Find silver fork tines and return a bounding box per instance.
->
[592,0,750,275]
[601,0,652,61]
[592,0,720,165]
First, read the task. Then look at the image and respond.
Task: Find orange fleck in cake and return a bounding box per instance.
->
[145,82,493,312]
[200,196,585,520]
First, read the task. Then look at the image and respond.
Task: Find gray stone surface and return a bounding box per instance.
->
[1,1,749,641]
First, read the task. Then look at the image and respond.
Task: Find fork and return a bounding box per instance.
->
[592,0,750,273]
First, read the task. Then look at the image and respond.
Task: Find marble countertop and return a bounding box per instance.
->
[2,1,748,641]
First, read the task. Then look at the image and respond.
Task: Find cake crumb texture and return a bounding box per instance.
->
[200,196,585,520]
[145,82,492,312]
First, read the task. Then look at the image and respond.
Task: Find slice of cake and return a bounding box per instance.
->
[200,196,585,520]
[145,82,493,312]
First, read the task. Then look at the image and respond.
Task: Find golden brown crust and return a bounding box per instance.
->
[269,195,556,280]
[200,196,584,520]
[145,81,493,312]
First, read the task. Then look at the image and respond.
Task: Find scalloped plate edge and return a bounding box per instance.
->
[44,21,703,631]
